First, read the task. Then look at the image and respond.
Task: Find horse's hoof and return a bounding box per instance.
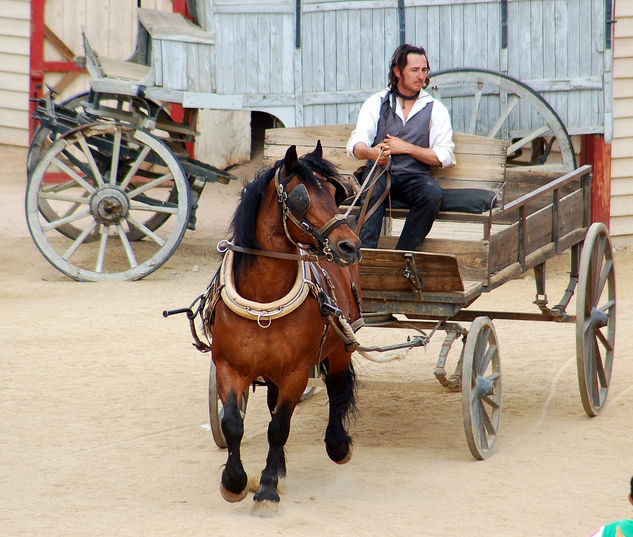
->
[220,483,248,503]
[251,499,279,517]
[335,443,353,465]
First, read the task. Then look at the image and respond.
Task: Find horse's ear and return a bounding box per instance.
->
[313,140,323,159]
[284,145,298,172]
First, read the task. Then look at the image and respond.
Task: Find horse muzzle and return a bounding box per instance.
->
[328,237,362,266]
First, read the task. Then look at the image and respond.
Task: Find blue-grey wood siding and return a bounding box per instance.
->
[194,0,610,134]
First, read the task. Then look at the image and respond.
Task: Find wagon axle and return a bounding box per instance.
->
[90,187,129,225]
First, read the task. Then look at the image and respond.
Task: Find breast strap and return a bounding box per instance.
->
[219,249,313,327]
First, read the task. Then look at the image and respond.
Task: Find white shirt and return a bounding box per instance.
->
[346,88,456,169]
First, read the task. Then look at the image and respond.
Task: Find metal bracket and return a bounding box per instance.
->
[434,325,467,390]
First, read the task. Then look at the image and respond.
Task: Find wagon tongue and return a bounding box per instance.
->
[180,157,238,185]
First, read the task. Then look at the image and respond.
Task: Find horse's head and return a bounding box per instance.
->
[275,143,361,266]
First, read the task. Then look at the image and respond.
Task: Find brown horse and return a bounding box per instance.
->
[206,143,363,511]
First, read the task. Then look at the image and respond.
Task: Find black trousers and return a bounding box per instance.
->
[357,171,441,251]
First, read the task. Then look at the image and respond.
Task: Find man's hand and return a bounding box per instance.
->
[352,142,390,166]
[382,134,411,155]
[383,134,441,167]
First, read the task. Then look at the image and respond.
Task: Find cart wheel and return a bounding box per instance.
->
[28,92,186,241]
[208,360,248,449]
[461,316,502,460]
[576,222,616,417]
[429,68,576,171]
[25,122,190,281]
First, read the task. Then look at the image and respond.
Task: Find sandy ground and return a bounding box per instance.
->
[1,144,632,537]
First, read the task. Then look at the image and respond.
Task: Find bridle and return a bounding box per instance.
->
[274,166,351,265]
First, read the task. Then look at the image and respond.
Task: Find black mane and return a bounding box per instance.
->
[229,151,342,275]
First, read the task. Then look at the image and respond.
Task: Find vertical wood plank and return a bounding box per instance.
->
[233,13,246,94]
[270,13,282,94]
[246,14,258,94]
[347,8,360,92]
[359,9,373,89]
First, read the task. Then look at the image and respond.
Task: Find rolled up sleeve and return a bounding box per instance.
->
[430,100,456,168]
[346,92,385,158]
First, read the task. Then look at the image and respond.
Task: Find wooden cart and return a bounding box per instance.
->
[259,123,616,460]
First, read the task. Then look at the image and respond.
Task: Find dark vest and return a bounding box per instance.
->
[371,91,434,176]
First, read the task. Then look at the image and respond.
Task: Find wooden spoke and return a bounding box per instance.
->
[116,224,139,268]
[52,156,97,194]
[95,226,109,272]
[487,94,519,138]
[127,172,174,198]
[62,221,98,260]
[119,145,152,190]
[125,214,166,246]
[109,128,122,185]
[42,208,92,231]
[77,132,105,187]
[467,82,483,134]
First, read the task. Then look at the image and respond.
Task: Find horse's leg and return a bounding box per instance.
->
[322,354,357,464]
[266,382,279,416]
[218,376,249,502]
[253,376,305,509]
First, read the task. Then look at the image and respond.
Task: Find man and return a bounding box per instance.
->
[347,43,455,250]
[590,476,633,537]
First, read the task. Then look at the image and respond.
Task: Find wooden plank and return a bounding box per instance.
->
[161,41,186,90]
[138,8,213,44]
[0,127,28,146]
[0,89,29,110]
[0,107,28,128]
[359,248,464,292]
[0,0,30,19]
[0,53,29,75]
[0,16,29,38]
[100,58,151,81]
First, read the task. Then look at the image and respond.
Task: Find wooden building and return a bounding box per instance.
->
[1,0,632,244]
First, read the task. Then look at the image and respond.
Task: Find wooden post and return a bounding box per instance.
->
[580,134,612,227]
[29,0,46,140]
[171,0,195,157]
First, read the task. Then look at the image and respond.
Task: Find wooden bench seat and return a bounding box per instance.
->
[264,124,508,222]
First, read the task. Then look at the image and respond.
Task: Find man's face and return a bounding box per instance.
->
[394,53,428,96]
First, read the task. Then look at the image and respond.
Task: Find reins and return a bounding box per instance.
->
[342,149,391,235]
[217,239,317,262]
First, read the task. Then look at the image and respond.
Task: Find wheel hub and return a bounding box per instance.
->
[90,186,130,225]
[590,307,609,329]
[475,375,495,398]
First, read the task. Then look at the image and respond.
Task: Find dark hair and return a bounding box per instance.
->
[388,43,431,90]
[630,476,633,498]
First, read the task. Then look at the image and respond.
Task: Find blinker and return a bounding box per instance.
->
[287,183,310,217]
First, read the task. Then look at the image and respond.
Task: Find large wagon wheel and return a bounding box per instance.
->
[461,316,502,460]
[576,222,616,417]
[429,68,576,171]
[25,121,190,281]
[28,92,186,241]
[208,360,249,449]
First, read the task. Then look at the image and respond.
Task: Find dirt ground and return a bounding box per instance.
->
[1,144,632,537]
